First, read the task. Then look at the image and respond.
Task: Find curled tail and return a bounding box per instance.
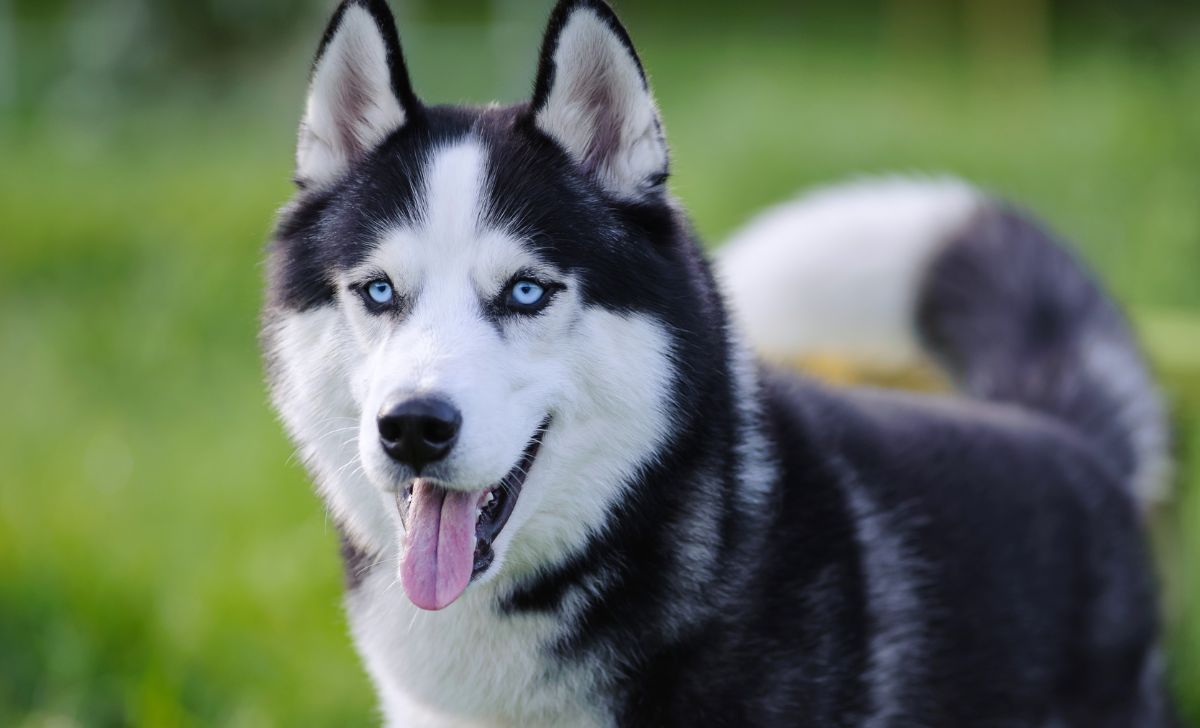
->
[717,177,1169,505]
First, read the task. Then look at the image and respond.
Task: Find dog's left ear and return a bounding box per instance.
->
[530,0,669,200]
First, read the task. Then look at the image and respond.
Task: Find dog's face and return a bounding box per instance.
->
[265,0,700,610]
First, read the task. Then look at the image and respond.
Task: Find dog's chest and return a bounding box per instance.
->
[347,567,608,728]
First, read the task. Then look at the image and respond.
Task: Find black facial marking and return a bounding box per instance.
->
[267,188,338,311]
[338,527,376,591]
[269,108,471,312]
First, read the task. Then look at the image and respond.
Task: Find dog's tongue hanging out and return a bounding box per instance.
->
[401,480,480,610]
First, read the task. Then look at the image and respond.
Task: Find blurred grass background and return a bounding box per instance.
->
[1,0,1198,724]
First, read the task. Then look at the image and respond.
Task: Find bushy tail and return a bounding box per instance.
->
[717,178,1169,505]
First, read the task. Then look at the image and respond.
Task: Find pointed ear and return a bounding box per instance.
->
[296,0,419,188]
[530,0,669,200]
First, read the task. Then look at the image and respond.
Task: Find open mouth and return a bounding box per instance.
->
[396,417,549,610]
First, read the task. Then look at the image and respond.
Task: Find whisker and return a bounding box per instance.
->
[334,455,363,479]
[313,426,361,447]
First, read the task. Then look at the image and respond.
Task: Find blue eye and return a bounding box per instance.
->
[365,280,393,306]
[509,280,545,307]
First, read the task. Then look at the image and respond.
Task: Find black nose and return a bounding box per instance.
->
[377,395,462,472]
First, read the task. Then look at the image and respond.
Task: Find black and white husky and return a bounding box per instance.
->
[262,1,1177,725]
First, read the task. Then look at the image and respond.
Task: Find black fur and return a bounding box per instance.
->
[339,528,375,591]
[917,203,1164,491]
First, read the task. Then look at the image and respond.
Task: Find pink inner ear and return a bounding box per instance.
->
[579,78,623,178]
[331,57,376,162]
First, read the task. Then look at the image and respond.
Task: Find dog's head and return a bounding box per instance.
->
[265,0,712,610]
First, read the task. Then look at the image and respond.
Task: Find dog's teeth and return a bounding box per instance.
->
[485,492,495,505]
[476,508,483,517]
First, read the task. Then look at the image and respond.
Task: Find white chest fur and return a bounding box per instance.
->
[347,565,609,728]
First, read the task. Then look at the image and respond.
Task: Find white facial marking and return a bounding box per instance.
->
[347,140,551,498]
[494,311,676,578]
[266,307,397,554]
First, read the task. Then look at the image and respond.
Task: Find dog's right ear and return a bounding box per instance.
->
[295,0,418,189]
[529,0,669,201]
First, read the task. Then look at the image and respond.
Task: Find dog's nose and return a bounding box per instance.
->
[377,395,462,472]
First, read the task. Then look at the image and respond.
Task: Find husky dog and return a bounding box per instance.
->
[262,0,1176,725]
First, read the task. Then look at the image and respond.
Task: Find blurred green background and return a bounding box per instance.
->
[1,0,1198,724]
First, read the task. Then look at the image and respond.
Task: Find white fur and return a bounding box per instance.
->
[729,334,777,512]
[272,138,677,724]
[266,308,396,555]
[349,566,609,728]
[843,465,927,727]
[535,7,668,199]
[1081,335,1171,505]
[716,177,983,368]
[297,4,407,187]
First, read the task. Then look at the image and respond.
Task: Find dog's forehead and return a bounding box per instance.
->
[270,104,665,313]
[353,137,551,285]
[339,106,597,264]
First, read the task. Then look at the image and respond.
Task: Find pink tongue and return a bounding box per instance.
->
[401,480,482,610]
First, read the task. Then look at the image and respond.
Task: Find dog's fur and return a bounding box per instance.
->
[262,1,1176,725]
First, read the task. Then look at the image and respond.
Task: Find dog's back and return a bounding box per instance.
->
[714,180,1175,726]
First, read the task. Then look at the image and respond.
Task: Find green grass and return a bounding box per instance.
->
[1,24,1198,726]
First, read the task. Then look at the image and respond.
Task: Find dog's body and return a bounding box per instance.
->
[262,1,1175,725]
